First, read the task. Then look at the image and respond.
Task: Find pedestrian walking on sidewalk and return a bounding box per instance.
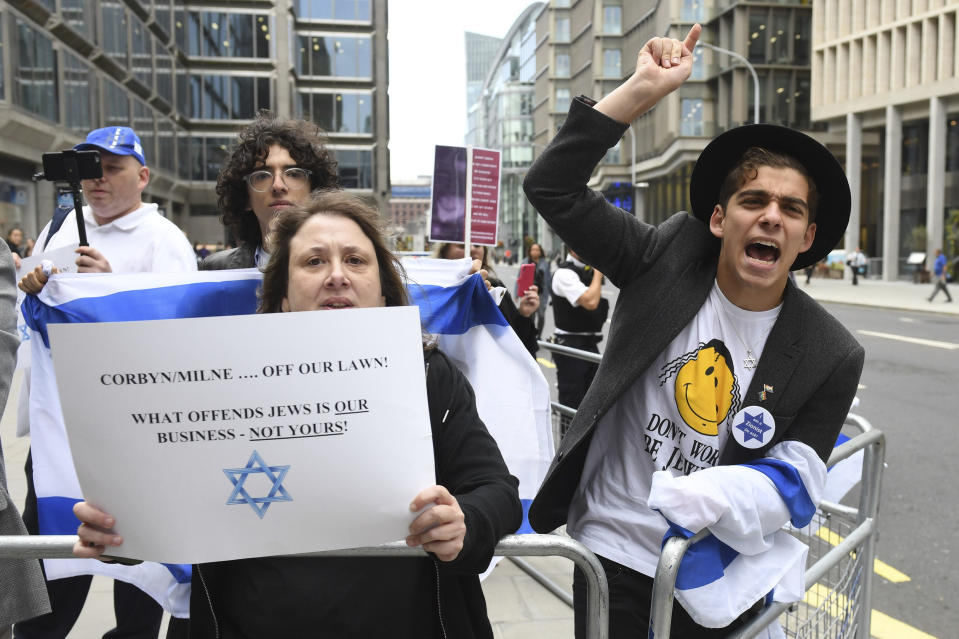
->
[928,248,953,302]
[847,247,867,285]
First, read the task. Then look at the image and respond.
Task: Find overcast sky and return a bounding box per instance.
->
[387,0,536,181]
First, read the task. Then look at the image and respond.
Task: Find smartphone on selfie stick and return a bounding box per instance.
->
[33,149,102,246]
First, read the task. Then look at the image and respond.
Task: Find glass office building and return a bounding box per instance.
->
[0,0,388,244]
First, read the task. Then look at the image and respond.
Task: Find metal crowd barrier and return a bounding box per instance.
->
[0,533,610,639]
[538,338,885,639]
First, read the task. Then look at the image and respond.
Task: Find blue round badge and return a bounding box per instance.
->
[730,406,775,449]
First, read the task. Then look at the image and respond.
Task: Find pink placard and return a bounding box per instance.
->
[469,148,500,246]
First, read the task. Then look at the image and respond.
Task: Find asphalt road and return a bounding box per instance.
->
[494,262,958,638]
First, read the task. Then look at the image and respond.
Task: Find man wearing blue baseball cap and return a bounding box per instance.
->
[15,126,196,639]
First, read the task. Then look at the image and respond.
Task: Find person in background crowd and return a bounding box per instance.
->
[72,191,522,639]
[0,249,50,639]
[524,24,863,638]
[5,229,23,257]
[928,247,953,303]
[23,238,35,259]
[846,246,867,285]
[16,125,196,639]
[520,242,551,338]
[434,242,540,358]
[201,113,339,271]
[549,247,607,430]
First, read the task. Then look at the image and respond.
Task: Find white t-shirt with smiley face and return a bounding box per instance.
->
[566,281,779,576]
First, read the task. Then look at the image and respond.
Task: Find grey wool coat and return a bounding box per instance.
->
[523,98,865,534]
[0,249,50,627]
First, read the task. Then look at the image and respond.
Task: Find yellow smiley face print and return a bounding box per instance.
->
[673,340,736,436]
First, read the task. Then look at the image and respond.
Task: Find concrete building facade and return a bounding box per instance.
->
[0,0,389,246]
[813,0,959,280]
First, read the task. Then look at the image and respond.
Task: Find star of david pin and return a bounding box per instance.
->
[731,406,775,449]
[223,450,293,518]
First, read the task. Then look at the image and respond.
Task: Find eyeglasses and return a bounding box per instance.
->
[244,167,313,192]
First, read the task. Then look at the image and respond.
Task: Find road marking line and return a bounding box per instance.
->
[803,584,937,639]
[871,608,939,639]
[537,357,555,369]
[857,330,959,350]
[814,527,910,583]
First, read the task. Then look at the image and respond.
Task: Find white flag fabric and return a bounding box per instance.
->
[20,259,552,617]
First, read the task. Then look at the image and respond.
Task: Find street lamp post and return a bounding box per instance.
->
[698,41,760,125]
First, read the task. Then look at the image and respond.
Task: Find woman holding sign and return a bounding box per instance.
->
[73,191,522,638]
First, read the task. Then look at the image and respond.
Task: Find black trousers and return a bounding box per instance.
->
[15,452,163,639]
[553,334,600,410]
[573,554,762,639]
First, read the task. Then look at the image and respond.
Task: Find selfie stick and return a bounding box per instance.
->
[33,150,91,246]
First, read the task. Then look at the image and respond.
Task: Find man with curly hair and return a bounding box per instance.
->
[201,112,339,270]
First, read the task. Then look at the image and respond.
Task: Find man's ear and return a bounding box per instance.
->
[801,222,817,253]
[138,165,150,190]
[708,204,725,239]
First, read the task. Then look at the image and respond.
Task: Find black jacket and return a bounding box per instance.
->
[187,349,521,638]
[523,98,864,534]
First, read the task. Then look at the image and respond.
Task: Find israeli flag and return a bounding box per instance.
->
[20,259,552,616]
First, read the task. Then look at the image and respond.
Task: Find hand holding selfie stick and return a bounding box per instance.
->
[33,149,102,247]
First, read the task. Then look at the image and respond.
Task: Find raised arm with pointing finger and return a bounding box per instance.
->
[524,24,862,638]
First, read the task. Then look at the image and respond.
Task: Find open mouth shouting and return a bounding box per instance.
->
[321,297,354,310]
[745,240,780,266]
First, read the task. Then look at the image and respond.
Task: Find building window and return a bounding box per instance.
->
[902,123,928,176]
[604,140,621,164]
[946,116,959,172]
[156,50,174,107]
[0,13,4,101]
[105,79,130,124]
[555,52,570,78]
[156,118,176,173]
[61,0,95,41]
[770,9,790,64]
[131,16,154,90]
[769,70,790,126]
[690,44,705,80]
[133,100,156,165]
[101,2,128,68]
[681,98,704,136]
[186,74,272,120]
[555,17,570,43]
[553,0,571,6]
[603,48,621,78]
[335,148,373,188]
[13,18,58,122]
[297,91,373,134]
[182,12,272,58]
[555,88,570,112]
[63,52,98,136]
[794,12,811,66]
[603,5,621,36]
[748,10,766,64]
[295,35,372,78]
[681,0,705,21]
[293,0,372,21]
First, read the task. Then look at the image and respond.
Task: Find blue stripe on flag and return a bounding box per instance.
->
[742,458,816,528]
[22,279,261,347]
[162,563,193,584]
[407,274,508,335]
[37,496,82,535]
[661,520,738,590]
[516,499,534,534]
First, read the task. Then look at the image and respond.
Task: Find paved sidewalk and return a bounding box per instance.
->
[796,273,958,315]
[2,272,955,638]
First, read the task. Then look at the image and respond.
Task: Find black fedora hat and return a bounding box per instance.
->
[689,124,851,271]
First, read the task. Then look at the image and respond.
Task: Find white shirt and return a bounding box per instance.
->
[35,203,197,274]
[552,255,604,336]
[567,282,780,576]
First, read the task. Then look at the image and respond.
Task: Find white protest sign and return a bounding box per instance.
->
[48,306,435,564]
[17,243,81,281]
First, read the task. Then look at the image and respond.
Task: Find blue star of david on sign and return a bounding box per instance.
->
[735,411,772,443]
[223,450,292,519]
